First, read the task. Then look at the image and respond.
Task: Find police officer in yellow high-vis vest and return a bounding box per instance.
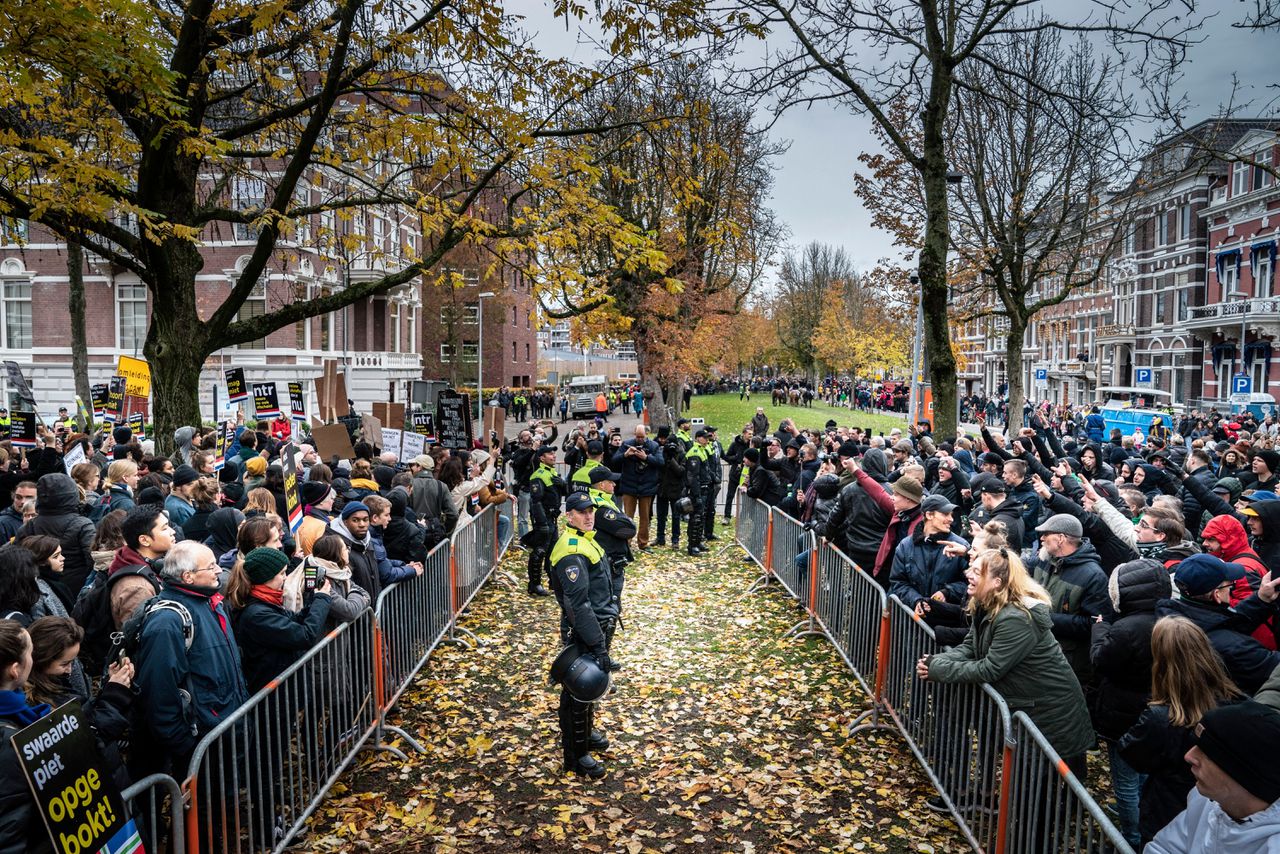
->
[549,490,618,779]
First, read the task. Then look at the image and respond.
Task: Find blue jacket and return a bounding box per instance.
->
[611,439,664,497]
[369,526,417,586]
[1085,413,1106,443]
[134,582,249,758]
[889,529,970,610]
[165,494,196,529]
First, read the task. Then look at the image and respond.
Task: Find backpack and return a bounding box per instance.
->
[419,480,449,550]
[111,596,194,666]
[73,562,163,674]
[1,610,30,626]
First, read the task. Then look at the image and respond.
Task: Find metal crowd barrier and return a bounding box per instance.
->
[732,492,1132,854]
[184,609,381,854]
[1005,713,1133,854]
[121,773,186,854]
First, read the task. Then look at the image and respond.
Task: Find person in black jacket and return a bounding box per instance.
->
[1089,559,1171,849]
[743,448,786,507]
[228,547,332,692]
[1155,553,1280,693]
[1118,615,1246,848]
[824,447,891,572]
[587,467,636,617]
[968,475,1025,552]
[722,426,752,520]
[655,428,685,549]
[15,473,96,598]
[526,445,566,596]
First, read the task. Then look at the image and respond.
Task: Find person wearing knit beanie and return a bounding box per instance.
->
[340,501,370,520]
[234,547,332,693]
[243,547,290,586]
[243,456,267,478]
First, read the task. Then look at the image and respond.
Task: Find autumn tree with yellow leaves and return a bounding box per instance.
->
[811,268,910,379]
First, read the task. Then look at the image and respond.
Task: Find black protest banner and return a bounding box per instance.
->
[282,442,302,534]
[3,360,36,405]
[12,701,131,854]
[225,367,249,404]
[103,377,125,424]
[411,411,435,438]
[10,410,36,448]
[90,384,109,417]
[288,381,306,421]
[214,419,230,472]
[252,382,281,419]
[435,391,471,450]
[127,412,145,440]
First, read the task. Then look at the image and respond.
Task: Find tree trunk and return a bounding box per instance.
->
[1004,321,1027,434]
[143,241,208,455]
[66,238,92,428]
[919,74,959,439]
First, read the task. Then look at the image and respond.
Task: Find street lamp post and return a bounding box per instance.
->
[908,271,922,425]
[477,291,496,438]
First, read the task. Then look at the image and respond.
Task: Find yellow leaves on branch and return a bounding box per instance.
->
[813,279,910,376]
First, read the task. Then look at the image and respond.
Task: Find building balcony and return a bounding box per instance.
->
[348,351,422,372]
[1096,323,1137,342]
[1184,296,1280,342]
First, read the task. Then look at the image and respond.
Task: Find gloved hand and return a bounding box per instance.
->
[595,652,620,673]
[1163,459,1185,480]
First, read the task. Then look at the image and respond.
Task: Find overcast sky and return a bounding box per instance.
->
[520,2,1277,273]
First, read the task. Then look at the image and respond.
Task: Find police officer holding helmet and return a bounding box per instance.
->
[526,444,566,597]
[549,490,619,778]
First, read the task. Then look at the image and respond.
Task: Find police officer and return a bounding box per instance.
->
[702,426,723,542]
[587,466,637,617]
[550,491,618,779]
[683,429,711,556]
[570,440,607,494]
[526,444,566,597]
[674,418,693,454]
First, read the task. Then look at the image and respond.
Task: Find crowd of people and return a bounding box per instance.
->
[0,414,520,850]
[733,405,1280,850]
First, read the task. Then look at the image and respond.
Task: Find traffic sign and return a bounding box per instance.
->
[1034,368,1047,382]
[1231,373,1252,405]
[1134,367,1153,388]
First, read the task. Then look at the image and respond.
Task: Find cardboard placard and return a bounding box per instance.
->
[12,701,131,854]
[311,423,355,462]
[128,412,145,440]
[103,377,125,424]
[372,401,405,430]
[253,382,281,419]
[225,367,248,403]
[483,406,505,443]
[90,384,109,417]
[380,428,402,456]
[116,355,151,398]
[411,411,435,437]
[62,441,86,474]
[400,430,425,463]
[288,381,306,421]
[3,360,35,405]
[282,442,302,534]
[10,410,37,448]
[435,391,472,451]
[313,360,348,422]
[359,414,382,446]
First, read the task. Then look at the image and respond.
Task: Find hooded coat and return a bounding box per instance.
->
[381,486,426,565]
[170,426,196,468]
[824,448,892,571]
[1089,559,1170,741]
[1202,514,1276,649]
[16,473,97,595]
[889,527,970,610]
[804,474,842,534]
[1027,539,1113,682]
[1249,499,1280,573]
[328,515,382,602]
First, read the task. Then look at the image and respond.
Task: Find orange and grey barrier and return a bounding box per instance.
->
[1004,713,1133,853]
[767,507,808,606]
[811,540,886,700]
[120,773,186,854]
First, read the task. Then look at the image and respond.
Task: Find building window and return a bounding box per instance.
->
[440,343,454,362]
[1254,150,1273,191]
[1155,292,1166,324]
[232,176,266,241]
[512,306,517,325]
[462,268,480,286]
[117,280,148,353]
[390,299,401,352]
[512,341,517,361]
[237,279,267,349]
[321,290,334,351]
[1123,227,1136,256]
[1222,260,1239,295]
[525,342,531,362]
[0,218,28,245]
[2,279,32,349]
[1232,161,1250,197]
[525,309,530,330]
[1176,288,1189,320]
[464,302,479,323]
[1155,213,1168,247]
[460,340,478,360]
[1257,249,1274,298]
[1179,204,1192,241]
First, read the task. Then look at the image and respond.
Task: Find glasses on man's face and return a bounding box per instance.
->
[1137,519,1156,531]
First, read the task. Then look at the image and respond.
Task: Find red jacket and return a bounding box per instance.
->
[270,417,292,442]
[1201,514,1276,650]
[855,469,924,587]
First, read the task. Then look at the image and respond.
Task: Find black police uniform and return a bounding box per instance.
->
[703,433,723,541]
[527,453,567,594]
[590,483,637,617]
[550,500,618,777]
[684,438,709,554]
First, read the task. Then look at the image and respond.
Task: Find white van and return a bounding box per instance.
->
[565,375,607,417]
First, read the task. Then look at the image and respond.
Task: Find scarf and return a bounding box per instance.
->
[250,585,285,607]
[307,555,351,583]
[0,689,51,726]
[1136,541,1167,560]
[168,581,230,638]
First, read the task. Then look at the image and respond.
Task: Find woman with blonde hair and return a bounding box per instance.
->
[1119,616,1244,848]
[243,487,278,517]
[95,459,139,517]
[69,462,102,506]
[918,547,1094,811]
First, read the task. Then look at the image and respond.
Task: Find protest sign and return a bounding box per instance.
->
[102,378,125,424]
[10,411,37,448]
[225,367,248,404]
[62,442,87,475]
[115,355,151,398]
[435,391,471,450]
[128,412,145,440]
[282,443,302,534]
[90,385,108,418]
[380,428,402,457]
[213,419,230,472]
[253,382,281,419]
[483,406,505,443]
[411,411,435,437]
[312,423,355,461]
[12,701,132,854]
[288,381,306,421]
[360,414,383,446]
[400,430,425,463]
[372,401,405,430]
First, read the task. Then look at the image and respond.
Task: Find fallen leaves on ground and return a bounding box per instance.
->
[305,528,968,853]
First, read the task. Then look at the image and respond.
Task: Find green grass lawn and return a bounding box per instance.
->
[684,393,907,436]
